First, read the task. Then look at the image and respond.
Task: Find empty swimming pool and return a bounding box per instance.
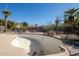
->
[12,34,70,56]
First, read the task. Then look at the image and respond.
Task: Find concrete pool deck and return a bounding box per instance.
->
[0,33,27,56]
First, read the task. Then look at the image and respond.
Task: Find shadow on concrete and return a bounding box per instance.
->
[21,37,45,56]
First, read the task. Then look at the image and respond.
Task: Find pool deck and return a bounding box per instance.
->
[0,33,27,56]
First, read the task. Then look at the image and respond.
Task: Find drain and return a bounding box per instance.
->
[31,50,46,56]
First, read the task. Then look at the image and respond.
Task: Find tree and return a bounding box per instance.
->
[3,10,11,32]
[7,20,16,30]
[55,17,61,32]
[64,8,79,33]
[20,22,29,32]
[22,22,28,27]
[0,19,5,26]
[64,8,79,25]
[0,18,17,31]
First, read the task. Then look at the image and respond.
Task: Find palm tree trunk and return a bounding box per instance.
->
[4,16,7,32]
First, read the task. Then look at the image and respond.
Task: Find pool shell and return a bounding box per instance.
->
[11,35,70,56]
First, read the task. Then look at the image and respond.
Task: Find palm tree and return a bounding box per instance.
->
[3,10,11,32]
[64,8,79,40]
[64,8,79,33]
[64,8,79,25]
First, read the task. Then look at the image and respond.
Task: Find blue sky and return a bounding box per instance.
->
[0,3,79,25]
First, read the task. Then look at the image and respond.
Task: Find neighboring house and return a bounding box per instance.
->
[16,24,21,29]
